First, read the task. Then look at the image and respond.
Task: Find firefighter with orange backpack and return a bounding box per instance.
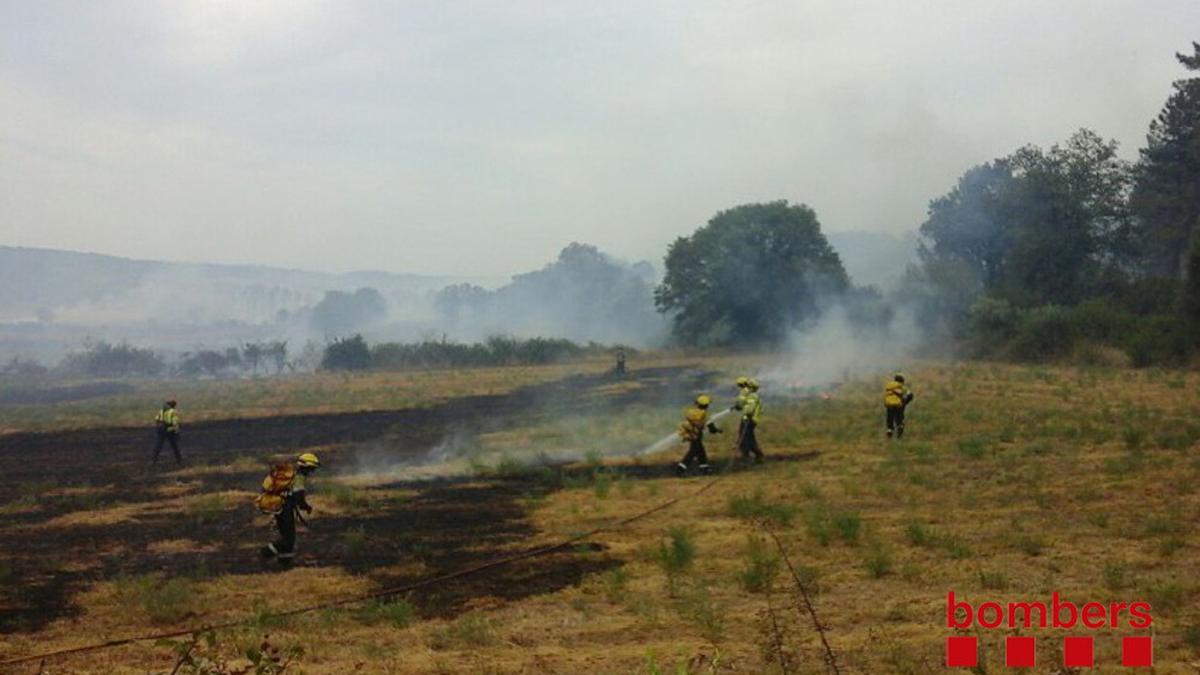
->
[675,394,723,476]
[884,374,914,439]
[258,453,321,563]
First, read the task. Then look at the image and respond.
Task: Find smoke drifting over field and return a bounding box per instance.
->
[765,303,925,389]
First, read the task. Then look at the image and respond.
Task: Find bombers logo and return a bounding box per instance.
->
[945,591,1154,668]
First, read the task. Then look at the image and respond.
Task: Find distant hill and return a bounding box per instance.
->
[825,230,919,290]
[0,246,469,324]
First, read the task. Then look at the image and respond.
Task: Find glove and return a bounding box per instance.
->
[708,423,722,434]
[303,505,313,514]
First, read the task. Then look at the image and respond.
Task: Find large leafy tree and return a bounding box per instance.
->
[919,129,1133,307]
[654,201,848,345]
[1131,42,1200,279]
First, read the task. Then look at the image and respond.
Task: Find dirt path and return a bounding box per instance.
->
[0,366,714,633]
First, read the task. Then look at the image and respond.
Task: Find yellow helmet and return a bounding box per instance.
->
[735,376,749,387]
[297,452,321,469]
[695,394,712,408]
[747,379,760,391]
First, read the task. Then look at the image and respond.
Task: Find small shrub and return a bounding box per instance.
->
[978,570,1008,590]
[738,536,780,593]
[1102,563,1127,590]
[358,598,415,628]
[1144,581,1187,614]
[116,574,196,624]
[428,612,496,650]
[727,488,797,527]
[186,494,228,525]
[342,526,367,556]
[803,505,832,546]
[941,535,974,560]
[592,471,612,499]
[656,527,696,596]
[905,522,933,547]
[1122,428,1146,451]
[1012,533,1046,557]
[679,584,725,642]
[1158,536,1185,557]
[324,482,373,510]
[1183,623,1200,649]
[833,511,862,543]
[864,543,893,578]
[956,436,989,459]
[603,568,630,603]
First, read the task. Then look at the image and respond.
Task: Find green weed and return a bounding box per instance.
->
[115,574,197,624]
[429,612,496,650]
[738,536,780,593]
[864,543,893,578]
[655,526,696,596]
[727,488,797,527]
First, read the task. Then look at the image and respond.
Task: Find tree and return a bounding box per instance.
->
[1131,42,1200,278]
[654,201,848,345]
[321,334,372,371]
[918,129,1133,307]
[311,288,387,336]
[242,342,264,374]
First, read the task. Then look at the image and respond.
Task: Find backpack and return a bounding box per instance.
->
[255,463,297,514]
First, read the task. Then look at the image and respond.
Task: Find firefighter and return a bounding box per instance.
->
[884,374,914,439]
[738,379,764,462]
[152,399,182,465]
[676,394,722,475]
[734,376,750,410]
[262,452,320,563]
[615,348,627,375]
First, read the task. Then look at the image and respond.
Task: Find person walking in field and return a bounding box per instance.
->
[259,453,321,564]
[737,379,764,462]
[152,399,182,465]
[676,394,723,476]
[884,374,914,439]
[615,348,627,375]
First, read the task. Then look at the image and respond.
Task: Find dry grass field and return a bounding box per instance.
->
[1,358,1197,673]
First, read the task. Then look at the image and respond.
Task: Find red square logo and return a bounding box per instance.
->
[1123,636,1153,667]
[1005,636,1035,667]
[946,636,978,667]
[1063,636,1094,667]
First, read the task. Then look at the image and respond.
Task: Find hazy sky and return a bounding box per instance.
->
[2,1,1197,277]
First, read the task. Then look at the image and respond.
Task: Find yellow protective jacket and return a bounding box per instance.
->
[155,407,180,433]
[742,392,763,423]
[678,407,708,442]
[884,380,911,409]
[734,386,749,412]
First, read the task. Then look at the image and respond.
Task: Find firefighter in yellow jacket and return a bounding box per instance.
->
[676,394,723,475]
[884,374,914,439]
[262,453,320,563]
[152,399,182,465]
[738,379,764,462]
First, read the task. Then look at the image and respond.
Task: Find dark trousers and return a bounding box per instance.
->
[739,420,762,460]
[886,406,906,437]
[680,438,708,468]
[153,429,182,464]
[272,508,297,557]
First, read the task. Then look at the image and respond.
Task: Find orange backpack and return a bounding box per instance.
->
[254,463,297,514]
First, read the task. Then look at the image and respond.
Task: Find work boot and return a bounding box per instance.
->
[698,464,711,475]
[674,462,688,476]
[886,429,893,439]
[260,545,276,558]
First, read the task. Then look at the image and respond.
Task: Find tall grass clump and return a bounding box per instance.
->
[655,526,696,596]
[727,488,796,527]
[738,536,781,593]
[115,574,197,624]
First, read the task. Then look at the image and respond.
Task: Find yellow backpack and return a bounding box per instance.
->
[254,463,296,514]
[884,381,905,408]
